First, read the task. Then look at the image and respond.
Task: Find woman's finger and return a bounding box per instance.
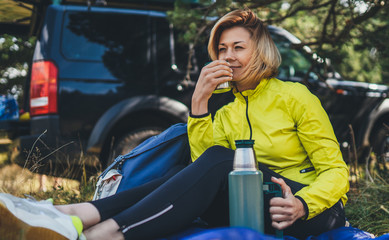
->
[269,205,292,215]
[270,213,292,222]
[272,220,293,230]
[204,60,230,68]
[271,177,293,198]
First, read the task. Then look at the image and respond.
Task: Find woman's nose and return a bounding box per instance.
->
[223,50,236,61]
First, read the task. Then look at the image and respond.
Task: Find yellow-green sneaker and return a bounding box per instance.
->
[0,193,80,240]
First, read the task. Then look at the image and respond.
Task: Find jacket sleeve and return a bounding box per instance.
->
[289,84,349,220]
[187,111,230,162]
[187,114,214,161]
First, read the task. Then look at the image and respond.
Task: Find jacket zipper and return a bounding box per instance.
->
[241,93,253,140]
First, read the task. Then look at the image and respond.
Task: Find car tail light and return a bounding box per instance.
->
[30,61,58,116]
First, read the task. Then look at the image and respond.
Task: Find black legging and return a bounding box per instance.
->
[91,146,345,239]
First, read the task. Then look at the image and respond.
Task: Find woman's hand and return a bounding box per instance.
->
[191,60,233,115]
[269,177,306,230]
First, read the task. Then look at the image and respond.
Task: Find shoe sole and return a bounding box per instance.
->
[0,201,68,240]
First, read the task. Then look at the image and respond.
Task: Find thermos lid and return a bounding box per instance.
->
[235,140,255,148]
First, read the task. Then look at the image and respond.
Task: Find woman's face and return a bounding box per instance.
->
[218,26,253,83]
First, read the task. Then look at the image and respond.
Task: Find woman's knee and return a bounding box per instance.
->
[197,146,234,164]
[189,146,234,174]
[205,145,234,157]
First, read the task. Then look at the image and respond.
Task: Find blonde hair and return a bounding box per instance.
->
[208,9,281,86]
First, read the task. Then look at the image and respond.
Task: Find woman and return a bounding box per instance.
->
[0,9,349,240]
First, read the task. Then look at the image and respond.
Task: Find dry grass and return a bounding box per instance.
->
[0,164,80,196]
[345,152,389,237]
[0,162,97,204]
[0,140,97,204]
[346,176,389,236]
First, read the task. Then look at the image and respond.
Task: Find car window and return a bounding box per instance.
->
[272,34,318,81]
[61,11,152,80]
[154,16,210,80]
[154,17,199,74]
[154,17,177,77]
[61,13,106,61]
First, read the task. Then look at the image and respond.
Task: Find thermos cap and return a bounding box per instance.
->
[235,140,255,148]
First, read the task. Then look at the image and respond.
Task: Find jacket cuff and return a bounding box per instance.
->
[189,112,210,118]
[295,196,309,220]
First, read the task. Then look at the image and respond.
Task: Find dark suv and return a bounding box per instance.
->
[4,2,389,175]
[11,3,232,172]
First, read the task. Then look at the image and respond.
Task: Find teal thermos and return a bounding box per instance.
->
[229,140,264,233]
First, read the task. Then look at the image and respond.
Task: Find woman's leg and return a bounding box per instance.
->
[104,146,234,239]
[56,165,185,230]
[97,146,342,239]
[55,203,101,229]
[83,219,124,240]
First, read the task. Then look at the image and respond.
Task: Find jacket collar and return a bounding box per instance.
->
[233,78,271,102]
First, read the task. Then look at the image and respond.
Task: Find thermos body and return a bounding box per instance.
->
[229,170,264,233]
[229,140,265,233]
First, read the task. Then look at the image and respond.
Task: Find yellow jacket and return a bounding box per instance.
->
[187,78,349,220]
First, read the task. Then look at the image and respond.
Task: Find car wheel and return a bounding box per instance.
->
[371,123,389,167]
[107,127,164,166]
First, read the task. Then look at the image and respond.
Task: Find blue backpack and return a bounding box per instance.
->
[93,123,190,200]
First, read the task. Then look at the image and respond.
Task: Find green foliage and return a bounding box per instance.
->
[167,0,236,45]
[337,43,382,83]
[352,6,389,84]
[0,0,32,23]
[0,34,36,105]
[168,0,389,84]
[275,0,389,84]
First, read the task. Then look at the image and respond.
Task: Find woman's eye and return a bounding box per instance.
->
[235,46,243,50]
[219,48,226,52]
